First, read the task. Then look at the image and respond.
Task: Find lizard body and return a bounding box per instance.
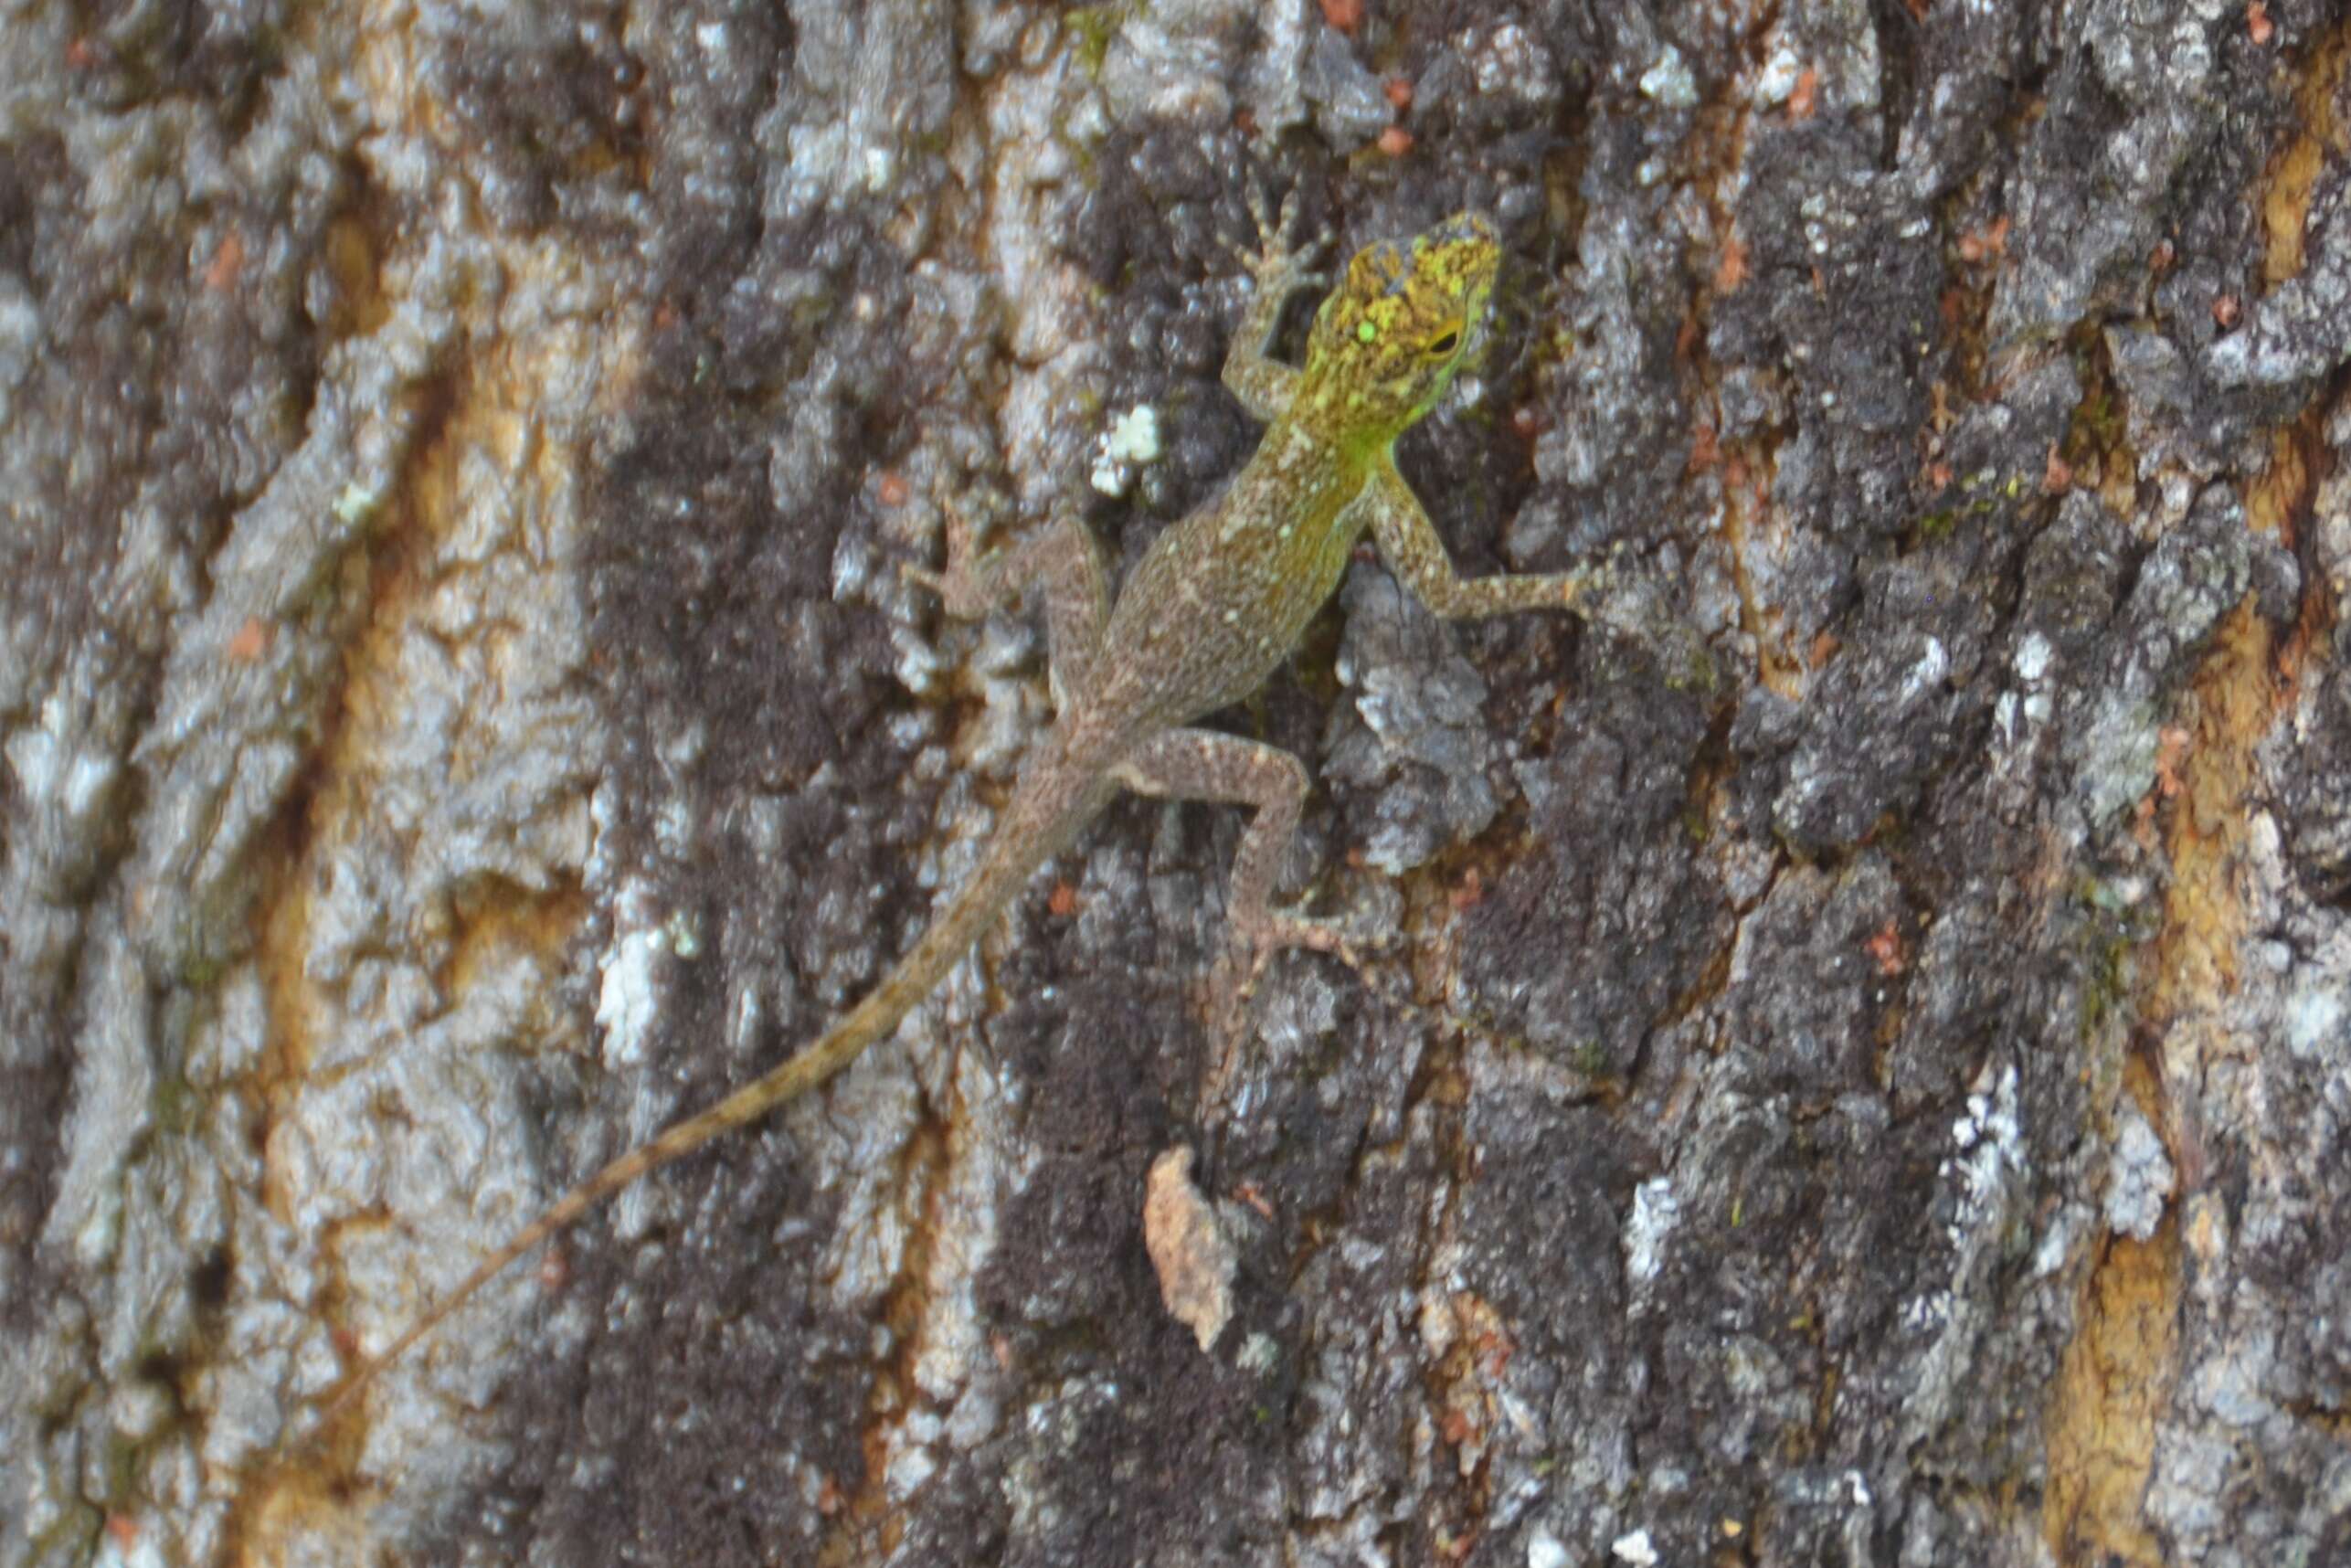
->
[308,201,1598,1430]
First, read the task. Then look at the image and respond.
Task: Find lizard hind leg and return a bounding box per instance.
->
[1113,729,1392,1095]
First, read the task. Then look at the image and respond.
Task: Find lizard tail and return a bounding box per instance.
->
[304,748,1108,1440]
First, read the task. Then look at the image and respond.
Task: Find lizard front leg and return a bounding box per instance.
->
[1223,185,1329,424]
[909,496,1111,695]
[1365,456,1605,619]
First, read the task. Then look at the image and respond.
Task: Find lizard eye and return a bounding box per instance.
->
[1425,327,1462,356]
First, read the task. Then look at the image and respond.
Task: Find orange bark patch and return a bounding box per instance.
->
[228,616,271,663]
[1956,215,2010,264]
[205,230,247,291]
[1787,67,1818,120]
[1688,419,1721,474]
[2043,445,2073,495]
[1714,231,1749,293]
[2046,418,2311,1563]
[2043,1205,2180,1567]
[2259,17,2348,286]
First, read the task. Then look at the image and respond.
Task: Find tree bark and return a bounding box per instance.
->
[5,2,2347,1565]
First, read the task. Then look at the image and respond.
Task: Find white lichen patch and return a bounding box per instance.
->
[2285,980,2346,1060]
[1526,1528,1571,1568]
[331,480,381,524]
[1943,1060,2023,1237]
[1090,403,1161,496]
[2103,1098,2176,1242]
[1625,1177,1681,1293]
[1638,45,1697,109]
[1611,1527,1661,1566]
[1755,43,1803,105]
[595,887,667,1069]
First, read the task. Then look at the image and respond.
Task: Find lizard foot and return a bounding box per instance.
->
[1234,180,1329,300]
[1203,905,1393,1028]
[1244,907,1394,968]
[902,493,998,620]
[1194,903,1398,1117]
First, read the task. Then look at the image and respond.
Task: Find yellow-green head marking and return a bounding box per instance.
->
[1297,212,1499,450]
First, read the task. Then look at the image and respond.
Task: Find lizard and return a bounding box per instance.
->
[297,194,1604,1437]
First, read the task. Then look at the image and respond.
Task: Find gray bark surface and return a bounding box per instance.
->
[4,1,2348,1564]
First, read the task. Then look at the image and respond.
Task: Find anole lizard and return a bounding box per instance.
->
[302,195,1600,1433]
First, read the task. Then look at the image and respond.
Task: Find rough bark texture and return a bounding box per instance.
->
[5,1,2349,1565]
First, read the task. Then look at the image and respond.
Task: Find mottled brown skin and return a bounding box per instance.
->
[301,204,1598,1438]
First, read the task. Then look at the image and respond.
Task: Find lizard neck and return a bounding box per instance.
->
[1230,418,1380,567]
[1289,356,1425,459]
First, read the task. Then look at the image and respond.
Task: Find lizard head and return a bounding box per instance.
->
[1299,212,1500,450]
